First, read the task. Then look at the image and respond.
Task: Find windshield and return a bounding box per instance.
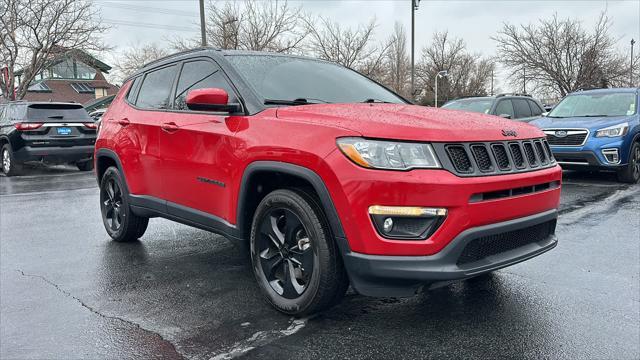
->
[442,99,493,114]
[225,55,406,104]
[549,92,637,118]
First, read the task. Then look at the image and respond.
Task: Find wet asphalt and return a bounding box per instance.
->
[0,165,638,359]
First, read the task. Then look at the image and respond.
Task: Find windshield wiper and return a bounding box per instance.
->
[362,98,391,104]
[264,98,330,106]
[580,114,612,117]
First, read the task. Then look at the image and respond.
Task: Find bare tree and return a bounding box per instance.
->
[494,13,630,97]
[0,0,106,100]
[383,22,410,97]
[112,43,170,83]
[305,17,385,70]
[170,0,309,53]
[416,31,494,105]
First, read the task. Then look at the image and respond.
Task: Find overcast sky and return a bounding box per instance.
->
[97,0,640,92]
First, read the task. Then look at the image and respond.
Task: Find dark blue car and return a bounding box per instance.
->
[530,88,639,183]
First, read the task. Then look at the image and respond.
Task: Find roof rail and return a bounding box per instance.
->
[496,92,532,98]
[141,47,217,69]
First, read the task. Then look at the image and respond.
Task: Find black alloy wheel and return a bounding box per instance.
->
[99,166,149,242]
[618,142,640,183]
[257,208,314,299]
[250,189,349,315]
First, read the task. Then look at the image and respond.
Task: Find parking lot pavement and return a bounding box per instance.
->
[1,168,638,359]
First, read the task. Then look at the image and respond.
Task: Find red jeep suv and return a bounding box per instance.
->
[95,49,561,315]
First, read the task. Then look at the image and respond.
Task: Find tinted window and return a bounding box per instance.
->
[26,104,90,122]
[136,65,177,110]
[225,55,405,104]
[174,60,238,110]
[5,104,26,122]
[126,76,142,104]
[549,92,637,118]
[528,100,543,116]
[512,99,532,118]
[494,100,515,118]
[442,99,493,114]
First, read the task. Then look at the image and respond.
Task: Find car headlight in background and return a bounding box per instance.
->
[337,137,441,170]
[595,122,629,138]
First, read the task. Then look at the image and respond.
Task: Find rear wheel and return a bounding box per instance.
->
[1,143,23,177]
[250,189,348,316]
[76,159,94,171]
[100,166,148,242]
[617,142,640,183]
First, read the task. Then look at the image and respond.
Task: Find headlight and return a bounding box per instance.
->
[337,137,441,170]
[595,122,629,138]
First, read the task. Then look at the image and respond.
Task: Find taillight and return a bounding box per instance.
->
[83,122,98,129]
[14,122,44,131]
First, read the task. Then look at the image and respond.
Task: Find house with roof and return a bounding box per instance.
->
[15,49,119,106]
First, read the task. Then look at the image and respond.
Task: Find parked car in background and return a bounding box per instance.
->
[531,88,639,183]
[0,101,97,176]
[89,108,106,122]
[95,49,561,315]
[442,93,546,122]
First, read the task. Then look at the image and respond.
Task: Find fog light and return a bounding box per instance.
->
[368,205,447,240]
[383,218,394,233]
[601,148,620,164]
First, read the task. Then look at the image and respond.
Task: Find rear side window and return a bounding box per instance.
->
[494,100,515,118]
[528,100,543,116]
[26,103,90,122]
[126,76,142,104]
[5,104,27,122]
[512,99,532,118]
[174,60,238,110]
[136,65,177,110]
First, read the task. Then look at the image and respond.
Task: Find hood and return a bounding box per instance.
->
[276,103,544,142]
[530,115,635,130]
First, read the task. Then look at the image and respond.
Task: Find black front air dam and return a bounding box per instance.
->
[342,209,558,297]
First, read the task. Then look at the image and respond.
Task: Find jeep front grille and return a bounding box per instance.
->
[433,138,555,177]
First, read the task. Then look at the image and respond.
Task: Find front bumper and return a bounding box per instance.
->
[343,209,558,297]
[14,145,95,163]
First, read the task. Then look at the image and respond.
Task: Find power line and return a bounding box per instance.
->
[98,2,198,17]
[102,18,198,32]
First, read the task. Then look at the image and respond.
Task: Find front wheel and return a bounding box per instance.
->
[100,166,149,242]
[250,189,349,316]
[617,142,640,183]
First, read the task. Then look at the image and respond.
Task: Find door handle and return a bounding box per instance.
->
[161,122,179,133]
[117,118,130,126]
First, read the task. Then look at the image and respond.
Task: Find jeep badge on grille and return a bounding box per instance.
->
[502,129,517,137]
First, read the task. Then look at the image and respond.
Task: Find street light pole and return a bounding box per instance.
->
[631,39,636,87]
[199,0,207,47]
[434,70,448,108]
[411,0,420,101]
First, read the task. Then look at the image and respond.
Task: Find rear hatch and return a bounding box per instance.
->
[17,103,97,147]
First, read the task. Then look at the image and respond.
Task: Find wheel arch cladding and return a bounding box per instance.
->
[236,161,348,250]
[95,149,128,190]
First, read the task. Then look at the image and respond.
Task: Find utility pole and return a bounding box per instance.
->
[411,0,420,101]
[199,0,207,47]
[631,39,636,87]
[522,67,526,94]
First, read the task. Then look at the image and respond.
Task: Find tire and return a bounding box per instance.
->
[617,142,640,184]
[99,166,149,242]
[76,159,94,171]
[250,189,349,316]
[2,143,23,177]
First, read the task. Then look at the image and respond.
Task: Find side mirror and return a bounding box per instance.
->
[185,88,241,113]
[498,113,512,119]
